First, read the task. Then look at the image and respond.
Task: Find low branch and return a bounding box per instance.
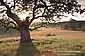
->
[29,15,48,25]
[6,11,21,24]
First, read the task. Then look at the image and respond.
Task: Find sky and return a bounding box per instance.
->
[79,0,85,8]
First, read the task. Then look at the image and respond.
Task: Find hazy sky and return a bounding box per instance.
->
[79,0,85,8]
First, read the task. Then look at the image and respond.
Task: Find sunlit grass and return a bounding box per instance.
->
[0,37,85,56]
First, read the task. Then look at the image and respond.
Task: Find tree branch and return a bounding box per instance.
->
[29,0,51,26]
[29,15,48,25]
[0,0,21,24]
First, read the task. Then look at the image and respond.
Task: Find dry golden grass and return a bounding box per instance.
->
[0,37,85,56]
[0,27,85,56]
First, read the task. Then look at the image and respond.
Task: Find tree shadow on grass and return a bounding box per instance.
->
[15,40,40,56]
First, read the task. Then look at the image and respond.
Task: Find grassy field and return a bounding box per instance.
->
[0,23,85,56]
[0,36,85,56]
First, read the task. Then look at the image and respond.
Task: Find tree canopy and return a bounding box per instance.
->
[0,0,84,30]
[0,0,83,21]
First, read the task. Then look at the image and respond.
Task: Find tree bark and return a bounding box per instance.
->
[0,0,32,43]
[19,24,31,42]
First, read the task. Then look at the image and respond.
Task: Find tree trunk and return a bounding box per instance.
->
[19,25,31,43]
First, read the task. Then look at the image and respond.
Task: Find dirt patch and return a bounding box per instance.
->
[34,50,57,56]
[0,27,85,40]
[31,27,85,40]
